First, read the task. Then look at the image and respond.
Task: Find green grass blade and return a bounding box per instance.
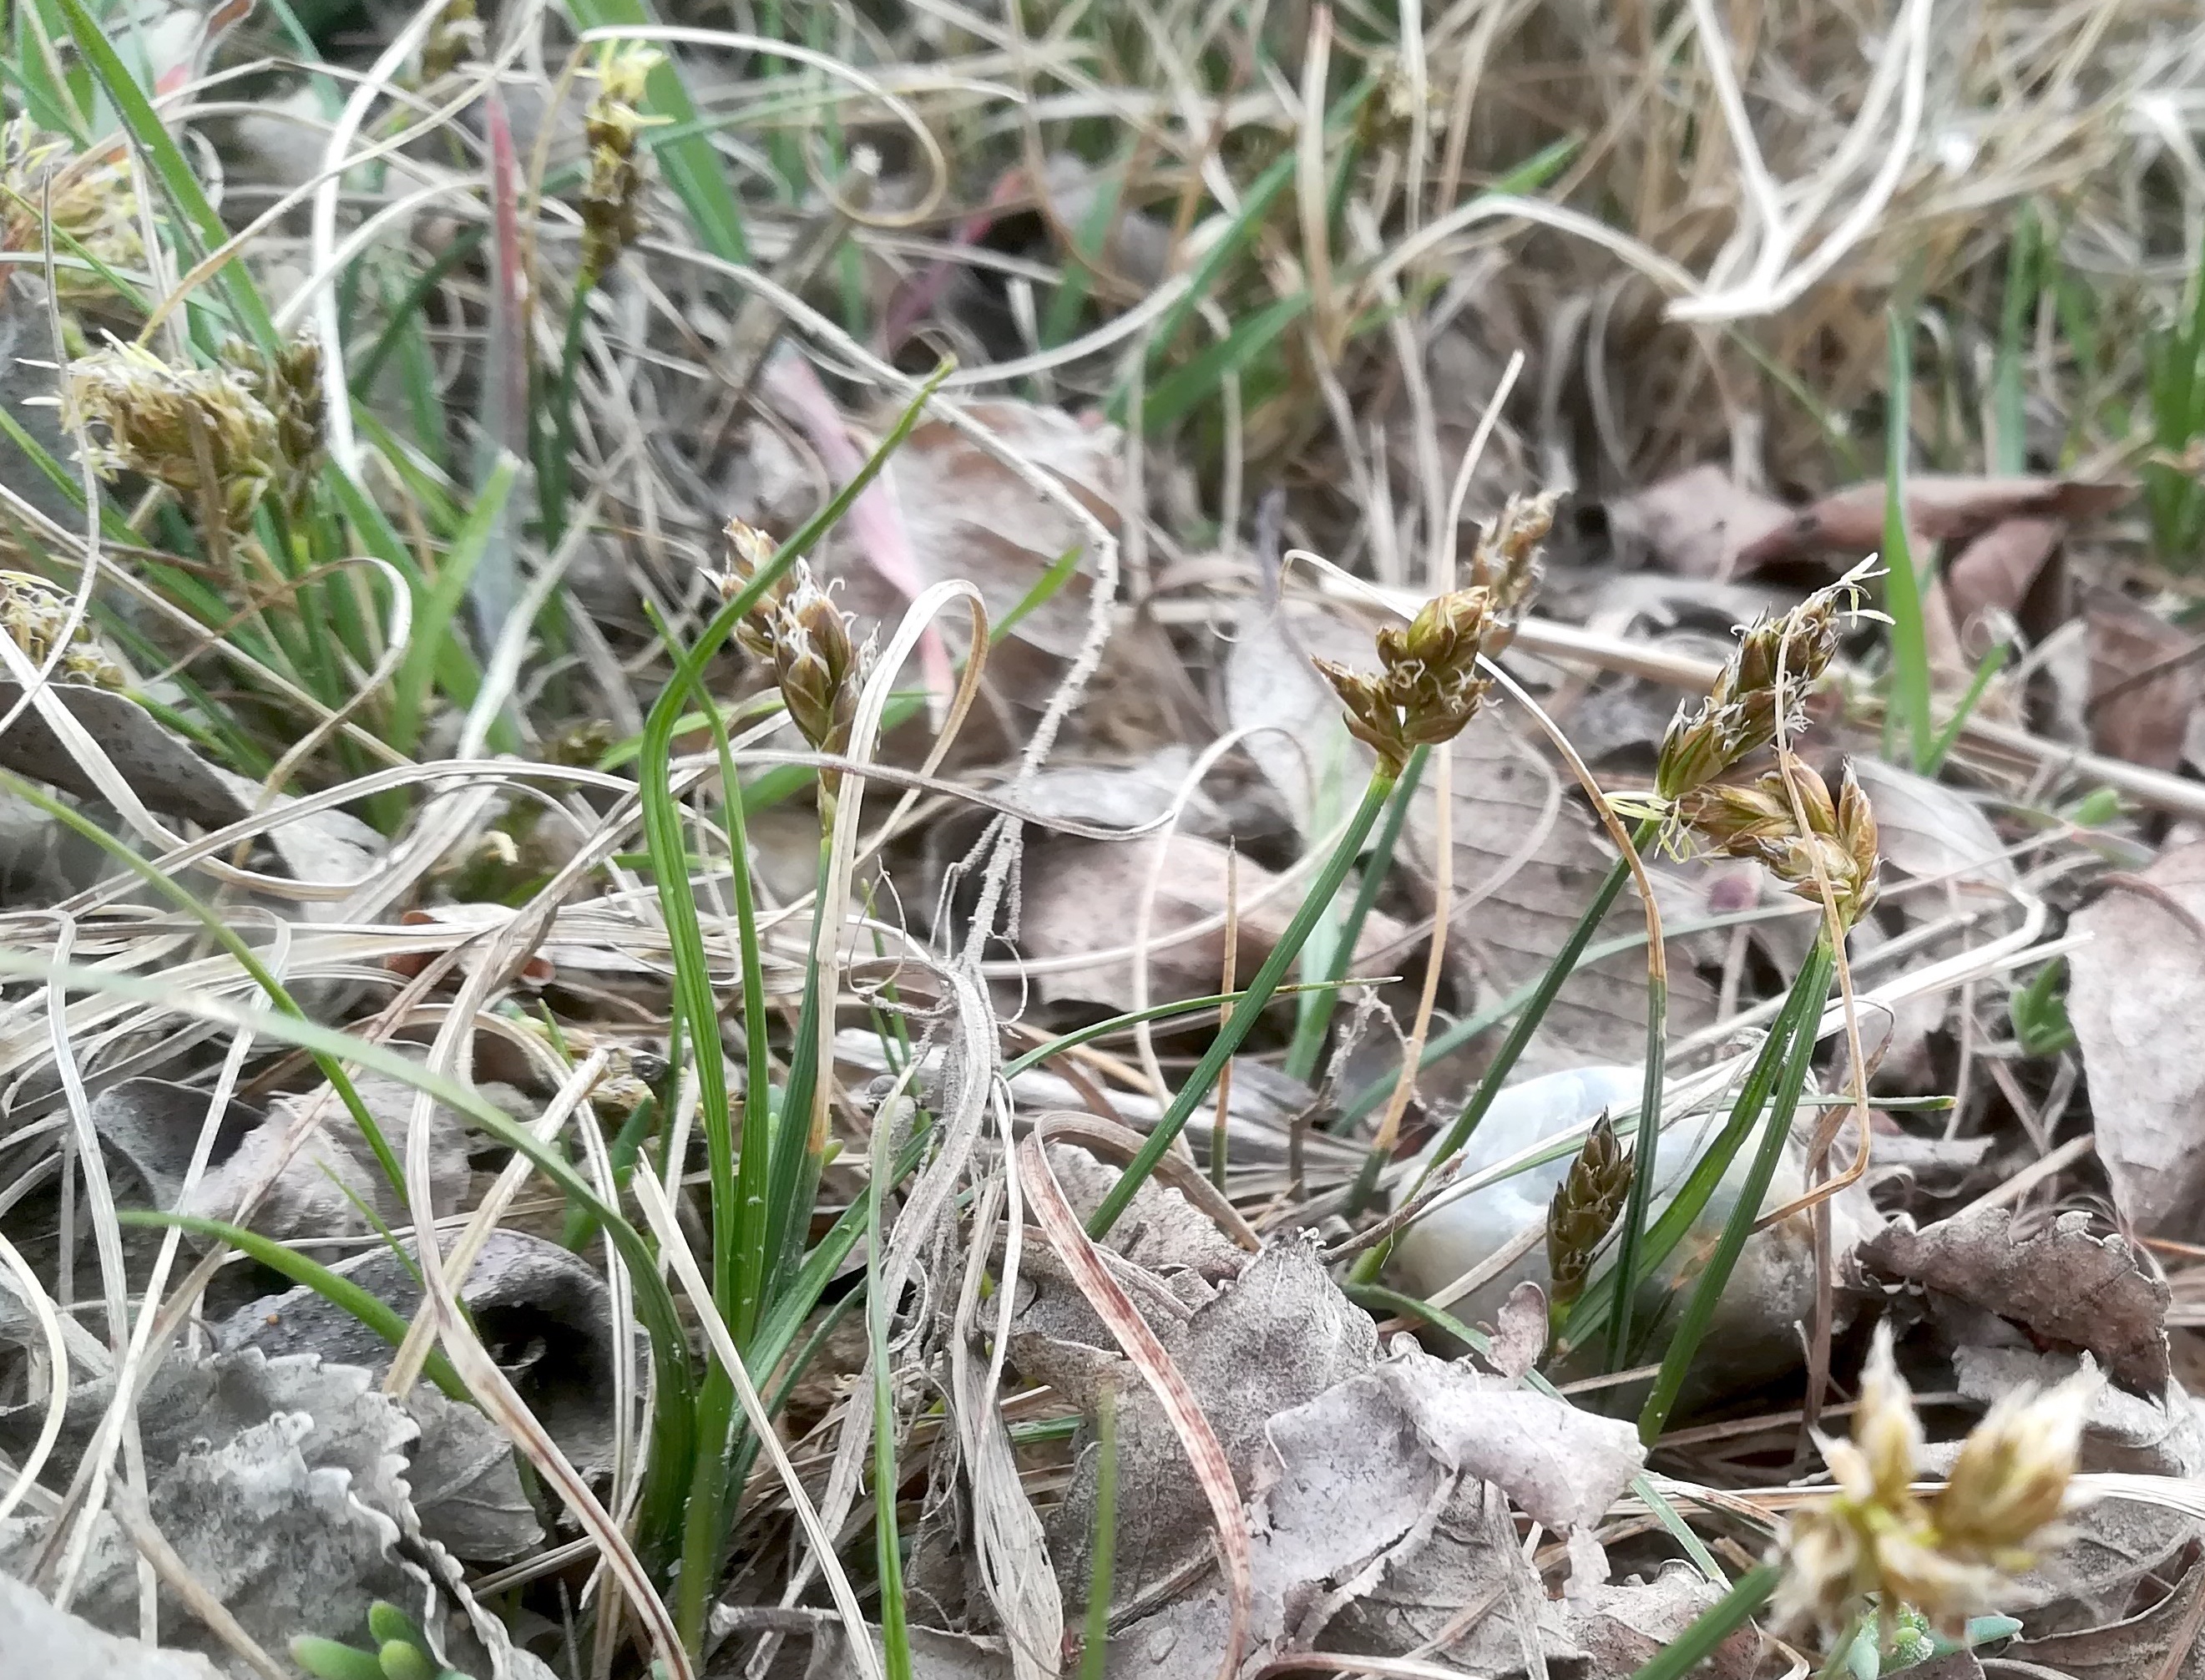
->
[1076,1389,1120,1680]
[1556,947,1828,1359]
[1285,744,1425,1085]
[53,0,277,348]
[1882,295,1932,767]
[1637,939,1833,1443]
[1090,769,1397,1237]
[118,1211,469,1401]
[388,453,517,755]
[1348,848,1635,1281]
[1622,1565,1779,1680]
[1135,290,1311,435]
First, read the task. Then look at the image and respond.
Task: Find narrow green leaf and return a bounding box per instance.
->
[389,453,516,754]
[119,1211,470,1401]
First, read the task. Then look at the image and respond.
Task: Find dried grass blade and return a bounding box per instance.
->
[1017,1135,1251,1680]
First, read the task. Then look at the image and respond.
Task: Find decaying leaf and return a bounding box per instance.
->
[1607,463,1794,579]
[1732,475,2129,569]
[1943,516,2064,641]
[1016,1146,1661,1678]
[0,681,255,830]
[1859,1209,2172,1393]
[1952,1345,2205,1479]
[737,395,1121,663]
[2067,845,2205,1239]
[1017,831,1408,1013]
[2086,590,2202,770]
[1561,1562,1762,1679]
[2010,1554,2205,1679]
[0,1349,513,1677]
[1221,592,1373,838]
[1013,1234,1377,1607]
[219,1228,625,1484]
[0,1571,225,1680]
[2000,1491,2200,1635]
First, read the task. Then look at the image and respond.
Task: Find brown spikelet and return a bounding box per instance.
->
[1545,1112,1632,1311]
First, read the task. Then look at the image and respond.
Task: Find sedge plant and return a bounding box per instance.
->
[1088,495,1555,1238]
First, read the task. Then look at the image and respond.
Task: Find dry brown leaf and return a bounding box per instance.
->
[1402,706,1717,1072]
[1606,464,1794,579]
[0,681,257,829]
[1945,516,2065,640]
[1221,593,1372,839]
[1733,475,2129,569]
[2002,1495,2201,1636]
[2067,844,2205,1238]
[1952,1346,2205,1479]
[1859,1208,2172,1392]
[738,396,1121,662]
[2086,590,2202,770]
[1561,1565,1762,1679]
[1018,831,1408,1012]
[2010,1556,2205,1679]
[1488,1278,1549,1381]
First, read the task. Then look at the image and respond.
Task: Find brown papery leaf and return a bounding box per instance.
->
[1859,1208,2172,1393]
[1733,474,2129,569]
[1402,708,1717,1071]
[2068,843,2205,1239]
[1944,515,2065,639]
[1017,831,1408,1012]
[2085,590,2202,770]
[2010,1555,2205,1679]
[1607,463,1793,579]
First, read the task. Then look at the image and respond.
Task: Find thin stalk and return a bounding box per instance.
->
[1077,1389,1120,1680]
[539,266,598,547]
[763,826,837,1298]
[869,1104,912,1680]
[1348,837,1636,1286]
[1623,1564,1778,1680]
[1087,769,1398,1238]
[1208,843,1241,1193]
[1606,816,1667,1374]
[1638,937,1834,1445]
[1883,289,1933,767]
[1285,745,1426,1084]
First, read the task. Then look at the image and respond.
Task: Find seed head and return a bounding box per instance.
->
[1775,1325,2094,1640]
[579,45,665,278]
[1314,585,1499,775]
[0,119,143,308]
[0,571,124,688]
[720,519,871,793]
[230,336,326,512]
[1676,759,1879,929]
[1545,1111,1632,1310]
[62,339,278,529]
[1656,584,1848,802]
[1466,492,1557,630]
